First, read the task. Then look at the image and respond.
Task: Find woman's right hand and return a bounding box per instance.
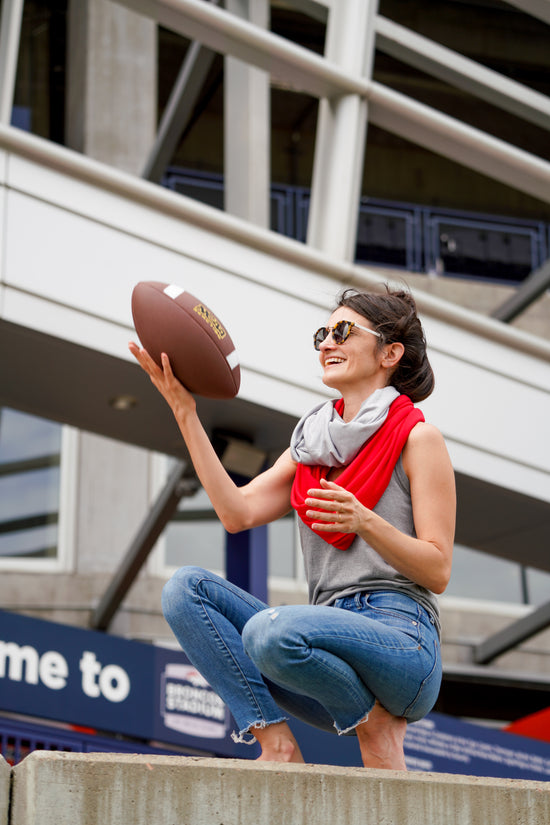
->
[128,341,196,419]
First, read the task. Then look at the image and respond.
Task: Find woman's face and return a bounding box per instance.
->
[317,306,384,393]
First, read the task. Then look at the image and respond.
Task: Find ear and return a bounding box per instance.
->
[381,341,404,369]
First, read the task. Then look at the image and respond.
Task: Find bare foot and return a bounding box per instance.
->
[252,721,305,763]
[355,701,408,770]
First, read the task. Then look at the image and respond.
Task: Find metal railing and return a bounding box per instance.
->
[163,167,548,285]
[0,715,187,766]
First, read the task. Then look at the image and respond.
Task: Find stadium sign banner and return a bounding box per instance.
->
[3,609,550,778]
[0,610,252,758]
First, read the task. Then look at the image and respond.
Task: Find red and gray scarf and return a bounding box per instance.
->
[290,392,424,550]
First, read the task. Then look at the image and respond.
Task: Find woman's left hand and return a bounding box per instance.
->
[305,478,369,533]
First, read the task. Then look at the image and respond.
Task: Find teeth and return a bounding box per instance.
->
[325,358,344,365]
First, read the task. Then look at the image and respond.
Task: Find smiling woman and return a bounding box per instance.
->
[131,284,456,771]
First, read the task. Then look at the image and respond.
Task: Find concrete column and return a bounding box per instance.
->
[224,0,270,228]
[0,0,24,124]
[65,0,157,175]
[0,756,9,825]
[307,0,378,261]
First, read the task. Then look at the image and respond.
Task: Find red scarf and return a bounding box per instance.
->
[290,394,424,550]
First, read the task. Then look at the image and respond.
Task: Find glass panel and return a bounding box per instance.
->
[0,408,62,560]
[165,485,224,572]
[13,0,67,142]
[164,520,225,572]
[525,568,550,607]
[355,210,409,267]
[268,516,296,579]
[436,221,534,283]
[445,544,523,603]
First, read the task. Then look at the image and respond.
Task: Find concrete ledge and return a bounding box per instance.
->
[0,758,10,825]
[10,752,550,825]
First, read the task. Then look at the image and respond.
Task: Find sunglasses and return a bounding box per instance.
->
[313,320,381,351]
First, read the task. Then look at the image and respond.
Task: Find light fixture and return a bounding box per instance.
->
[109,394,138,411]
[213,430,267,478]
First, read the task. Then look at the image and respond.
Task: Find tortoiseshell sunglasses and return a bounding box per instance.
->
[313,320,381,351]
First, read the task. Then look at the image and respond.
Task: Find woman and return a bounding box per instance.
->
[129,287,456,770]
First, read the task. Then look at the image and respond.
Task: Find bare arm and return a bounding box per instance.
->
[304,423,456,594]
[129,343,296,532]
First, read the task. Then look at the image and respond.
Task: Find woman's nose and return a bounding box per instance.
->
[319,330,336,350]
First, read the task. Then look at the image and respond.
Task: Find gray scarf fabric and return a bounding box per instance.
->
[290,386,399,467]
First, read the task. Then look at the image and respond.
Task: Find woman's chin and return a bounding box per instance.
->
[321,372,342,390]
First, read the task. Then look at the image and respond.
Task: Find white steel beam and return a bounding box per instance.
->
[307,0,377,260]
[376,15,550,132]
[114,0,366,98]
[368,81,550,206]
[0,0,24,125]
[503,0,550,25]
[115,0,550,208]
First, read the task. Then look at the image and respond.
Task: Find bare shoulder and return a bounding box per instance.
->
[402,422,452,474]
[407,421,447,449]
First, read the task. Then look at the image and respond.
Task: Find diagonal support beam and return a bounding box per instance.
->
[474,598,550,664]
[491,258,550,323]
[376,15,550,132]
[142,0,221,183]
[367,81,550,205]
[90,461,199,632]
[503,0,550,25]
[143,39,217,182]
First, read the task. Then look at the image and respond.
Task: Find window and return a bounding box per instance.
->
[444,544,550,607]
[0,407,75,570]
[151,457,305,597]
[163,486,225,575]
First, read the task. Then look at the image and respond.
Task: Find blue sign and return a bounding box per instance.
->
[0,610,256,758]
[404,712,550,781]
[2,610,550,778]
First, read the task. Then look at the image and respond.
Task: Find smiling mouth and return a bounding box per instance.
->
[324,357,345,366]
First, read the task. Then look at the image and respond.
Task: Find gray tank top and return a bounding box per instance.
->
[297,456,441,635]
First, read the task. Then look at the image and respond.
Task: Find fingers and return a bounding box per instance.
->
[128,342,172,380]
[305,482,357,532]
[128,341,157,372]
[305,493,346,528]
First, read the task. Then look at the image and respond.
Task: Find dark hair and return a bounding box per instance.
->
[336,286,435,402]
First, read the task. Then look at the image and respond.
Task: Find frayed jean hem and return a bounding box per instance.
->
[231,715,289,745]
[334,711,370,736]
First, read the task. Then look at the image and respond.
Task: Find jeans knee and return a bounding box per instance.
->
[242,611,268,663]
[161,565,207,624]
[242,608,292,671]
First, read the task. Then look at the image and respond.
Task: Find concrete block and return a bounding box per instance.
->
[0,757,10,825]
[11,751,550,825]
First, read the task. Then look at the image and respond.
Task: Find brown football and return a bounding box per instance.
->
[131,281,240,399]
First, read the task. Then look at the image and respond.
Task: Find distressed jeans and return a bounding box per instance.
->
[161,566,442,742]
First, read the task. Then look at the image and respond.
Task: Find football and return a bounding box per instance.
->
[131,281,241,399]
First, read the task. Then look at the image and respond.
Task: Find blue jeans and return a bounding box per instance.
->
[161,566,442,741]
